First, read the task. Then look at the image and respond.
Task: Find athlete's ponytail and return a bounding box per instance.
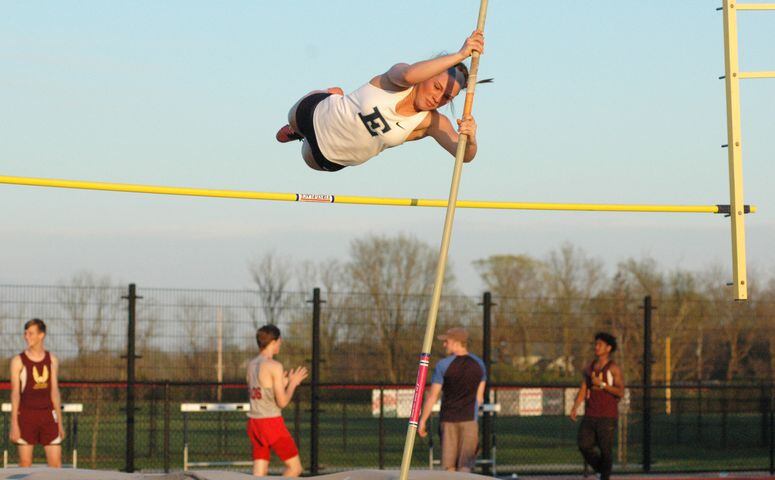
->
[435,52,493,117]
[447,62,494,90]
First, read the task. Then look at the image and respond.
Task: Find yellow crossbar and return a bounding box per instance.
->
[740,71,775,79]
[0,174,756,214]
[735,3,775,10]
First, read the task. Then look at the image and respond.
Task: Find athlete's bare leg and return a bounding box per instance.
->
[286,87,344,134]
[301,141,325,171]
[253,459,269,476]
[251,454,302,475]
[43,444,62,467]
[17,445,33,467]
[282,454,303,477]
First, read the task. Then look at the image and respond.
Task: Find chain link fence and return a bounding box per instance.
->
[0,284,773,474]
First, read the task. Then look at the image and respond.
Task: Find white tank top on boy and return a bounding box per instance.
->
[312,83,429,166]
[246,355,282,419]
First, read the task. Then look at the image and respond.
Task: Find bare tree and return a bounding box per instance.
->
[56,271,121,365]
[701,270,758,381]
[248,252,292,327]
[345,233,457,383]
[474,254,545,373]
[177,296,213,381]
[55,271,123,468]
[543,243,603,376]
[759,279,775,382]
[657,268,705,382]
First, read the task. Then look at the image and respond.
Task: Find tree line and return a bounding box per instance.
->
[1,233,773,386]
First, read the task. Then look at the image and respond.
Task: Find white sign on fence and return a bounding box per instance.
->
[372,389,440,418]
[565,388,584,416]
[518,388,543,416]
[370,387,626,417]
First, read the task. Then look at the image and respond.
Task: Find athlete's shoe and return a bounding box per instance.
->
[276,124,303,143]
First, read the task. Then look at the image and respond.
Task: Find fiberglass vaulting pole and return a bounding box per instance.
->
[397,2,489,479]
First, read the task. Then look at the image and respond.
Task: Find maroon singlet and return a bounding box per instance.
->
[20,351,54,411]
[583,360,619,418]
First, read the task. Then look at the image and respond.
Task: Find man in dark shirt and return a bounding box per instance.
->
[571,332,625,480]
[418,327,486,472]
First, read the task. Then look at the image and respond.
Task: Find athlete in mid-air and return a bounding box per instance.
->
[276,31,486,172]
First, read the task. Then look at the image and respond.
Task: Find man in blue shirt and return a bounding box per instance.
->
[418,327,486,472]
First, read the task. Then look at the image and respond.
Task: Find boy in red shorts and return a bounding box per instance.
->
[246,325,308,477]
[9,318,65,467]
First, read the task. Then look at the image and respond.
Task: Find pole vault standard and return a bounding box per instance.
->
[397,2,489,479]
[0,175,754,214]
[720,1,775,300]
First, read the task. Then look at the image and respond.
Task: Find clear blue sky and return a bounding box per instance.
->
[1,1,774,293]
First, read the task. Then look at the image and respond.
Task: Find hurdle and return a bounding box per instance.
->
[427,403,500,474]
[1,403,83,468]
[181,403,253,471]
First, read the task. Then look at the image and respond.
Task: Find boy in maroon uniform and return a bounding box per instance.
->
[571,332,625,480]
[9,319,65,467]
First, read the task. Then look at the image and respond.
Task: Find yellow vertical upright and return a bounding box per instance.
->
[721,0,748,300]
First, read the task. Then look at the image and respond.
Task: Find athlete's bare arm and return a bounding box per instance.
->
[50,354,65,439]
[9,355,22,442]
[423,111,478,162]
[271,362,308,409]
[417,383,442,438]
[406,112,478,162]
[476,381,486,406]
[606,364,625,398]
[371,31,484,91]
[570,380,587,422]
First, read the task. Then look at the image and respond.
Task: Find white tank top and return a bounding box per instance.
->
[246,355,282,419]
[312,83,429,166]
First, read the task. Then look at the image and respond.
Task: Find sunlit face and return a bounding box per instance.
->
[594,339,611,357]
[443,338,461,355]
[24,325,45,348]
[414,70,463,111]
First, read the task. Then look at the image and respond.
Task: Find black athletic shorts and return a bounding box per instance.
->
[295,93,346,172]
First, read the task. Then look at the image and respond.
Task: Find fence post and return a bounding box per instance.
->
[72,413,79,468]
[675,396,682,444]
[294,394,301,451]
[149,385,157,457]
[697,380,704,442]
[342,402,348,451]
[308,287,323,475]
[122,283,142,473]
[163,382,170,473]
[761,384,768,448]
[3,409,7,468]
[721,392,728,449]
[480,291,494,475]
[641,295,654,473]
[379,385,385,470]
[183,411,189,471]
[769,384,773,475]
